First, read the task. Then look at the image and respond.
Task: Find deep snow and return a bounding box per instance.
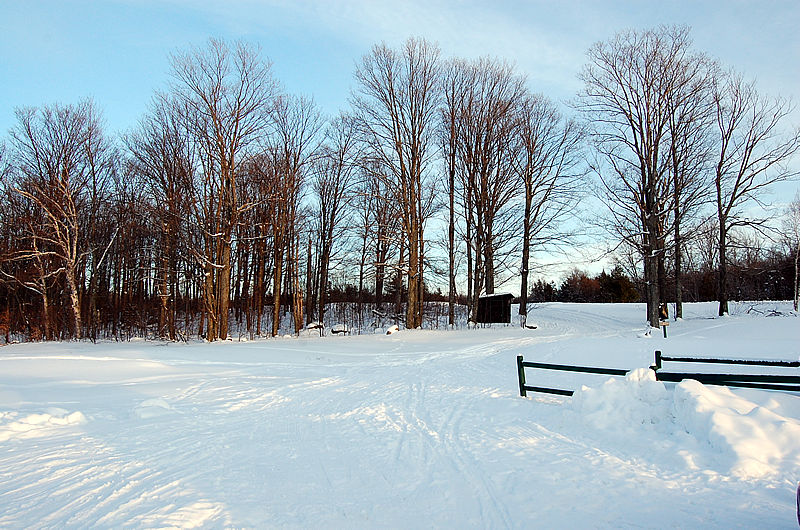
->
[0,302,798,528]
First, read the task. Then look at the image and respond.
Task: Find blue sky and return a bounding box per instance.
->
[2,0,798,136]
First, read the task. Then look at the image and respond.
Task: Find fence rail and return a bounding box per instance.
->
[652,350,800,392]
[516,356,629,397]
[516,351,800,397]
[654,350,800,369]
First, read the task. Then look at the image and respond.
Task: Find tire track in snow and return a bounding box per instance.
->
[0,428,230,528]
[377,368,515,527]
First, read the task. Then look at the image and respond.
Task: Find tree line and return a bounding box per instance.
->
[0,27,798,342]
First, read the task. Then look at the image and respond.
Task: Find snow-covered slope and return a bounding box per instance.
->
[0,302,798,527]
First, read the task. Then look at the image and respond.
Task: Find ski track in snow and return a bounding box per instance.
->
[1,302,798,527]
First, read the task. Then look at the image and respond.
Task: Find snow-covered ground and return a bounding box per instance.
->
[1,302,798,528]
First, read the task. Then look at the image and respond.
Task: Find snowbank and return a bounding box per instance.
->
[673,379,800,478]
[572,368,671,431]
[0,408,87,442]
[573,369,800,478]
[134,398,175,419]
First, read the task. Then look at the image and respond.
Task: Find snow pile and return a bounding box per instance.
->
[573,368,800,479]
[134,398,175,419]
[673,380,800,478]
[572,368,671,431]
[0,408,87,442]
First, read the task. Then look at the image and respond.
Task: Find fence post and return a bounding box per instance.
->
[654,350,662,371]
[517,355,527,397]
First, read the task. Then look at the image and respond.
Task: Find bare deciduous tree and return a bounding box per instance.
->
[665,55,716,319]
[784,192,800,311]
[712,71,800,315]
[440,59,470,327]
[269,94,322,335]
[452,58,526,320]
[578,25,703,328]
[7,100,112,339]
[169,38,277,340]
[125,94,195,340]
[353,37,441,329]
[312,113,358,328]
[516,94,584,327]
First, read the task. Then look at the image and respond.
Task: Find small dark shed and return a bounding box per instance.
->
[476,293,515,324]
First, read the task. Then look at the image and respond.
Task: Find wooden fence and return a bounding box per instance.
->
[516,356,628,397]
[517,351,800,397]
[651,350,800,392]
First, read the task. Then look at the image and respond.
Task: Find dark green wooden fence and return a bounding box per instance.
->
[651,350,800,392]
[516,355,629,397]
[517,351,800,397]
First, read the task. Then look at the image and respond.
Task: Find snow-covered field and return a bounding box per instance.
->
[1,302,798,528]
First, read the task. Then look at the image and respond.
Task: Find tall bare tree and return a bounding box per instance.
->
[312,113,359,327]
[440,59,470,327]
[269,94,322,335]
[353,37,441,329]
[125,94,195,340]
[712,71,800,315]
[240,152,278,336]
[784,192,800,311]
[515,94,584,327]
[169,38,277,340]
[665,56,716,319]
[7,100,112,339]
[577,25,701,327]
[457,58,527,319]
[355,162,400,312]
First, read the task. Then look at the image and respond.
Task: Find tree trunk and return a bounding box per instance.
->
[272,242,283,337]
[318,252,328,328]
[218,241,232,340]
[375,234,386,308]
[448,163,455,327]
[290,235,303,334]
[254,238,266,336]
[88,260,100,342]
[203,262,216,341]
[395,239,405,321]
[406,231,419,329]
[645,255,660,328]
[674,222,683,319]
[159,254,169,339]
[65,266,82,340]
[519,191,532,327]
[358,230,368,323]
[657,250,666,314]
[305,236,314,324]
[418,230,425,328]
[466,219,473,308]
[718,224,729,316]
[484,225,495,295]
[41,288,51,341]
[794,241,799,312]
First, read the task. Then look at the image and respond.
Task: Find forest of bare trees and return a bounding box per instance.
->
[1,27,798,343]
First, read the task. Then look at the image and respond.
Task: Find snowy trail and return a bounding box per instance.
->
[1,302,799,527]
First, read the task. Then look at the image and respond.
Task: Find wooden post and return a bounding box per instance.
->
[517,355,527,397]
[654,350,662,371]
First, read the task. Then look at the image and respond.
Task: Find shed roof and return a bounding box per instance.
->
[478,292,515,300]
